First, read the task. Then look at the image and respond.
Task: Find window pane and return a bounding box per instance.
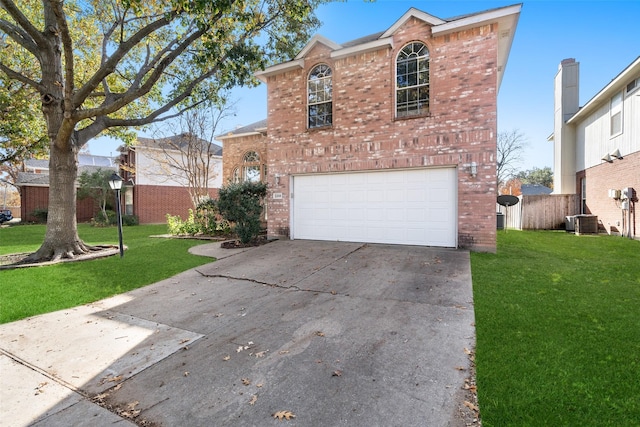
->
[244,165,261,182]
[244,151,260,162]
[611,112,622,135]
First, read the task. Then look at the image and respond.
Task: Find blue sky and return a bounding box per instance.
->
[88,0,640,172]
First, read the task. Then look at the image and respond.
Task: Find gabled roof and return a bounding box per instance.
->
[216,119,268,140]
[136,134,223,156]
[256,4,521,90]
[521,184,553,196]
[567,56,640,125]
[16,164,117,187]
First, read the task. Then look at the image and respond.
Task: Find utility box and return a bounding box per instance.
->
[497,212,505,230]
[565,215,576,231]
[575,214,598,235]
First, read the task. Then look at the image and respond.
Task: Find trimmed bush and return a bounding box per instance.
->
[31,208,48,223]
[217,181,267,244]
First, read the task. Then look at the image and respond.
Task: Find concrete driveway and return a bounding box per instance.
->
[0,240,476,426]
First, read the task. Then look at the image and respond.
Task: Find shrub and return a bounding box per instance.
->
[195,198,231,235]
[31,208,48,223]
[217,181,267,244]
[122,215,139,226]
[92,210,117,227]
[166,210,200,236]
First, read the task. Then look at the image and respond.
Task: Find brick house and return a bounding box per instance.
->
[119,134,223,223]
[220,5,522,252]
[17,155,117,222]
[551,57,640,238]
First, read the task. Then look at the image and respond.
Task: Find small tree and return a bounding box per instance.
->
[497,129,528,191]
[144,101,231,210]
[77,168,114,223]
[217,181,267,244]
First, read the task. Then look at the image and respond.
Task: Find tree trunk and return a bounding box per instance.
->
[27,137,94,262]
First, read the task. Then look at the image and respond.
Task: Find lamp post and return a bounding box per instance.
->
[108,173,124,258]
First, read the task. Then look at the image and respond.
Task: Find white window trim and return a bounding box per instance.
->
[610,91,623,138]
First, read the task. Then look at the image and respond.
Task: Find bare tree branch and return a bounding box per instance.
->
[497,129,528,190]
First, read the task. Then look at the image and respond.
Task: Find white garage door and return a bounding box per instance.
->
[292,168,457,247]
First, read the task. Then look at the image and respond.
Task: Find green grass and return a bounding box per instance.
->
[471,231,640,426]
[0,224,214,324]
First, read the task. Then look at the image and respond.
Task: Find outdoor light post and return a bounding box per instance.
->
[108,173,124,258]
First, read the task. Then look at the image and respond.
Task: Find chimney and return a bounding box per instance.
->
[552,58,579,194]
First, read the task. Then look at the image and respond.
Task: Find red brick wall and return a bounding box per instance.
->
[578,150,639,237]
[265,18,500,251]
[133,185,219,224]
[20,186,96,223]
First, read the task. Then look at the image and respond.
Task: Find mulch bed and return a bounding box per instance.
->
[220,236,273,249]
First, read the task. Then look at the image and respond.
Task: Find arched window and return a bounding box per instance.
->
[396,42,429,118]
[231,167,240,183]
[308,64,332,128]
[242,151,262,182]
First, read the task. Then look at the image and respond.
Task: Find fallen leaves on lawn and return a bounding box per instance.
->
[273,410,296,420]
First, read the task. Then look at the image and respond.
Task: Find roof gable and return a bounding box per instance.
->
[568,56,640,124]
[295,34,342,60]
[380,7,445,38]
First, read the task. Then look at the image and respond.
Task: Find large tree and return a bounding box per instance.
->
[0,0,326,261]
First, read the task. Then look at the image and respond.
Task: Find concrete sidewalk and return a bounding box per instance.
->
[0,240,476,426]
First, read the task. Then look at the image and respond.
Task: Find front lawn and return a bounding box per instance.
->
[471,231,640,426]
[0,224,213,324]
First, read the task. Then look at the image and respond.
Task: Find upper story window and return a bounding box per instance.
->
[626,77,639,95]
[308,64,332,128]
[396,42,430,118]
[610,91,623,137]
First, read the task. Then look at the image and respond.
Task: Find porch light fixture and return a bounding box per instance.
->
[470,162,478,177]
[601,153,613,163]
[108,173,124,258]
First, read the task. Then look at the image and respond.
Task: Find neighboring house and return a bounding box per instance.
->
[17,154,117,222]
[219,5,521,251]
[521,184,553,196]
[551,57,640,237]
[119,134,223,223]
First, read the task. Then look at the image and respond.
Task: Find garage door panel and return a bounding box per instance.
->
[292,168,456,247]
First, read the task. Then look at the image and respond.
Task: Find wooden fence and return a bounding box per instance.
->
[497,194,579,230]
